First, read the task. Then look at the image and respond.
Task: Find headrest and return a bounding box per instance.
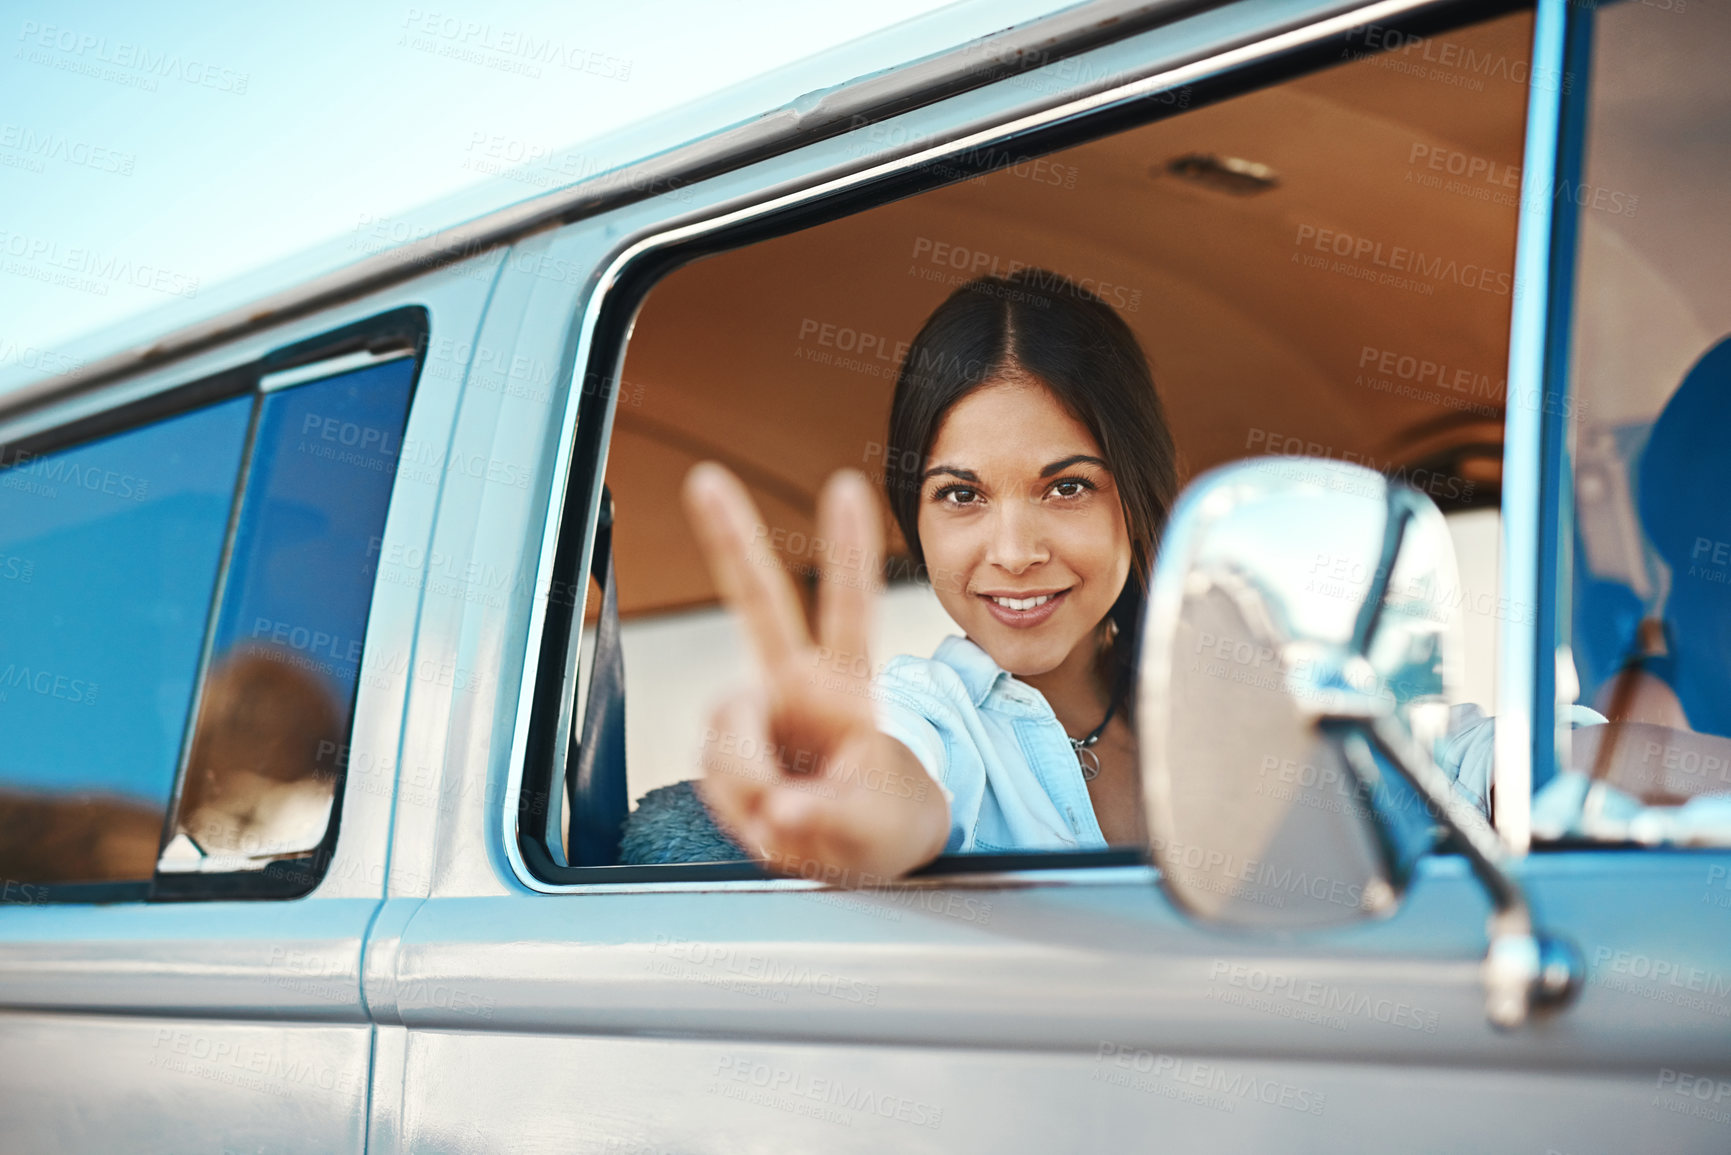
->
[1638,336,1731,573]
[1632,335,1731,737]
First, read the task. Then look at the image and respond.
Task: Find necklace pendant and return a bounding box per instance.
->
[1076,746,1101,781]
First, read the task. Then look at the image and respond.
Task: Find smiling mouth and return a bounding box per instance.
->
[976,587,1072,627]
[987,593,1057,611]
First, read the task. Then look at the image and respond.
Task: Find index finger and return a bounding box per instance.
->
[681,461,811,676]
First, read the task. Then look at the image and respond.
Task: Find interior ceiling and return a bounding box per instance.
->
[604,10,1532,619]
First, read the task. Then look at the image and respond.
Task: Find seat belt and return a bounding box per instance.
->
[567,483,628,867]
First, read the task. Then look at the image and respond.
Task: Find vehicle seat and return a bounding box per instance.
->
[567,486,629,866]
[1631,335,1731,739]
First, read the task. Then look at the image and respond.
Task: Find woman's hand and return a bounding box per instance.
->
[681,462,950,884]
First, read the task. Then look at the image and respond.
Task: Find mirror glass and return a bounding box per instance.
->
[1139,457,1463,928]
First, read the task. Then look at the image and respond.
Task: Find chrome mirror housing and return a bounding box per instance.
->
[1138,457,1581,1028]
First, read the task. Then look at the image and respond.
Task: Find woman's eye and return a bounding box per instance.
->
[1050,477,1094,499]
[938,486,978,505]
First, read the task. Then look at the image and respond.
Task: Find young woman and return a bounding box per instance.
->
[680,268,1177,882]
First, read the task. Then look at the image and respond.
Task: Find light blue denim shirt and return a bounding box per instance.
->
[871,634,1109,855]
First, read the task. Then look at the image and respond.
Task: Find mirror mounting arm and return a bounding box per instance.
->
[1328,485,1582,1030]
[1348,492,1416,655]
[1358,716,1583,1030]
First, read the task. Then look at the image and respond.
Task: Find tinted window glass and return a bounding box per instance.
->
[172,355,417,867]
[0,398,251,884]
[1560,1,1731,815]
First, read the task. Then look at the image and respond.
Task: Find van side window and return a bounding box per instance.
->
[0,313,424,899]
[0,398,252,888]
[532,11,1533,881]
[165,354,417,878]
[1557,1,1731,828]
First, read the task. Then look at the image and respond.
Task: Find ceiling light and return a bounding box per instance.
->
[1161,153,1280,195]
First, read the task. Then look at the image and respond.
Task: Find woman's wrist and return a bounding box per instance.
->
[865,730,952,875]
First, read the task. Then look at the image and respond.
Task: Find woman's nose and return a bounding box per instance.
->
[983,499,1048,574]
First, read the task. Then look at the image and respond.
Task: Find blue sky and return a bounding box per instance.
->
[0,0,1060,386]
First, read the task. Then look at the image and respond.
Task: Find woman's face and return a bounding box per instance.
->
[916,374,1132,677]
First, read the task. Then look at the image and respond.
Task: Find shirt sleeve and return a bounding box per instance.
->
[1438,701,1609,820]
[1437,703,1495,818]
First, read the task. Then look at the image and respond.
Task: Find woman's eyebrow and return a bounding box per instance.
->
[921,455,1107,484]
[1039,454,1108,477]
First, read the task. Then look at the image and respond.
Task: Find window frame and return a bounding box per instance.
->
[1479,0,1575,851]
[508,0,1535,891]
[1,306,430,903]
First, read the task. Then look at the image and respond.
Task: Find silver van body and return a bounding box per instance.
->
[2,0,1727,1151]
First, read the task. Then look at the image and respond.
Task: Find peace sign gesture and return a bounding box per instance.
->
[681,462,950,883]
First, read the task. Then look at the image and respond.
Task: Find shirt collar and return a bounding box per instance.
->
[933,634,1014,709]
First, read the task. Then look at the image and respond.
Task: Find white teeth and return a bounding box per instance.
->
[992,594,1053,611]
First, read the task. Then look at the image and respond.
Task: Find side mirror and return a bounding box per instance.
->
[1137,457,1580,1028]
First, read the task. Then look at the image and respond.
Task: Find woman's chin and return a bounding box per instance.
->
[972,629,1072,679]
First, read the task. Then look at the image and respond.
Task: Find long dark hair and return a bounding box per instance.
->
[883,268,1177,712]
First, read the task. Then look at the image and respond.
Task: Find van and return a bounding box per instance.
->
[2,0,1728,1150]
